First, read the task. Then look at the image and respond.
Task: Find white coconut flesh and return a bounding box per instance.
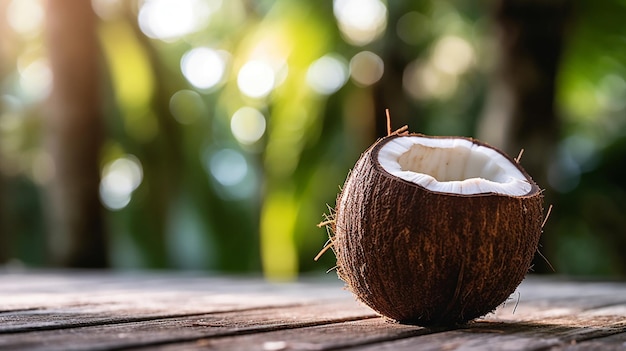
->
[377,136,532,196]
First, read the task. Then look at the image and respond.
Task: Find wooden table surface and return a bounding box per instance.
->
[1,270,626,351]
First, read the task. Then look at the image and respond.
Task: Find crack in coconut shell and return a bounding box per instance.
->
[327,133,544,327]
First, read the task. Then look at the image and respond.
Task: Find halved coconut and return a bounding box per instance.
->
[332,133,543,326]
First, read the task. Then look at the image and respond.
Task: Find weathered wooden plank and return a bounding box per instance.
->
[3,278,623,336]
[136,318,626,351]
[0,271,347,310]
[0,299,378,351]
[3,273,624,312]
[3,294,626,351]
[2,271,626,351]
[488,295,626,321]
[513,277,626,301]
[75,303,626,351]
[0,293,356,335]
[136,318,429,351]
[2,272,625,310]
[116,297,626,351]
[553,331,626,351]
[329,307,626,351]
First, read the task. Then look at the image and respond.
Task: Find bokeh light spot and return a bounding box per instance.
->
[17,58,52,102]
[230,107,266,145]
[306,54,349,95]
[237,60,276,99]
[138,0,216,41]
[431,35,475,76]
[349,51,384,87]
[100,155,143,211]
[208,149,248,187]
[396,11,429,45]
[403,60,458,100]
[7,0,44,36]
[333,0,387,46]
[169,89,206,125]
[181,47,229,90]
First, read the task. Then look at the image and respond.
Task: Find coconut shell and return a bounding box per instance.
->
[333,134,544,327]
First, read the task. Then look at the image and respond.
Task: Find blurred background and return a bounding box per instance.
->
[0,0,625,279]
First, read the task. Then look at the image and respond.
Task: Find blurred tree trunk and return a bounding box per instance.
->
[44,0,107,267]
[122,7,184,268]
[373,47,412,137]
[372,3,415,138]
[478,0,572,191]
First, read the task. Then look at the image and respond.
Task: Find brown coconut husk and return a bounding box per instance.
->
[329,134,544,327]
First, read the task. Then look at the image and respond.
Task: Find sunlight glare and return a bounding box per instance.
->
[181,47,229,90]
[306,54,348,95]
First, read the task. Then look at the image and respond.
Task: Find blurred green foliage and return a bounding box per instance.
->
[1,0,625,278]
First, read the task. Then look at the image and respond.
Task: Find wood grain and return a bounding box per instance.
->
[1,271,626,351]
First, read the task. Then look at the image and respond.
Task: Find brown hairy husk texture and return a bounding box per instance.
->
[333,134,544,327]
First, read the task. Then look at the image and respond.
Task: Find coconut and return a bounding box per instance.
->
[328,132,544,327]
